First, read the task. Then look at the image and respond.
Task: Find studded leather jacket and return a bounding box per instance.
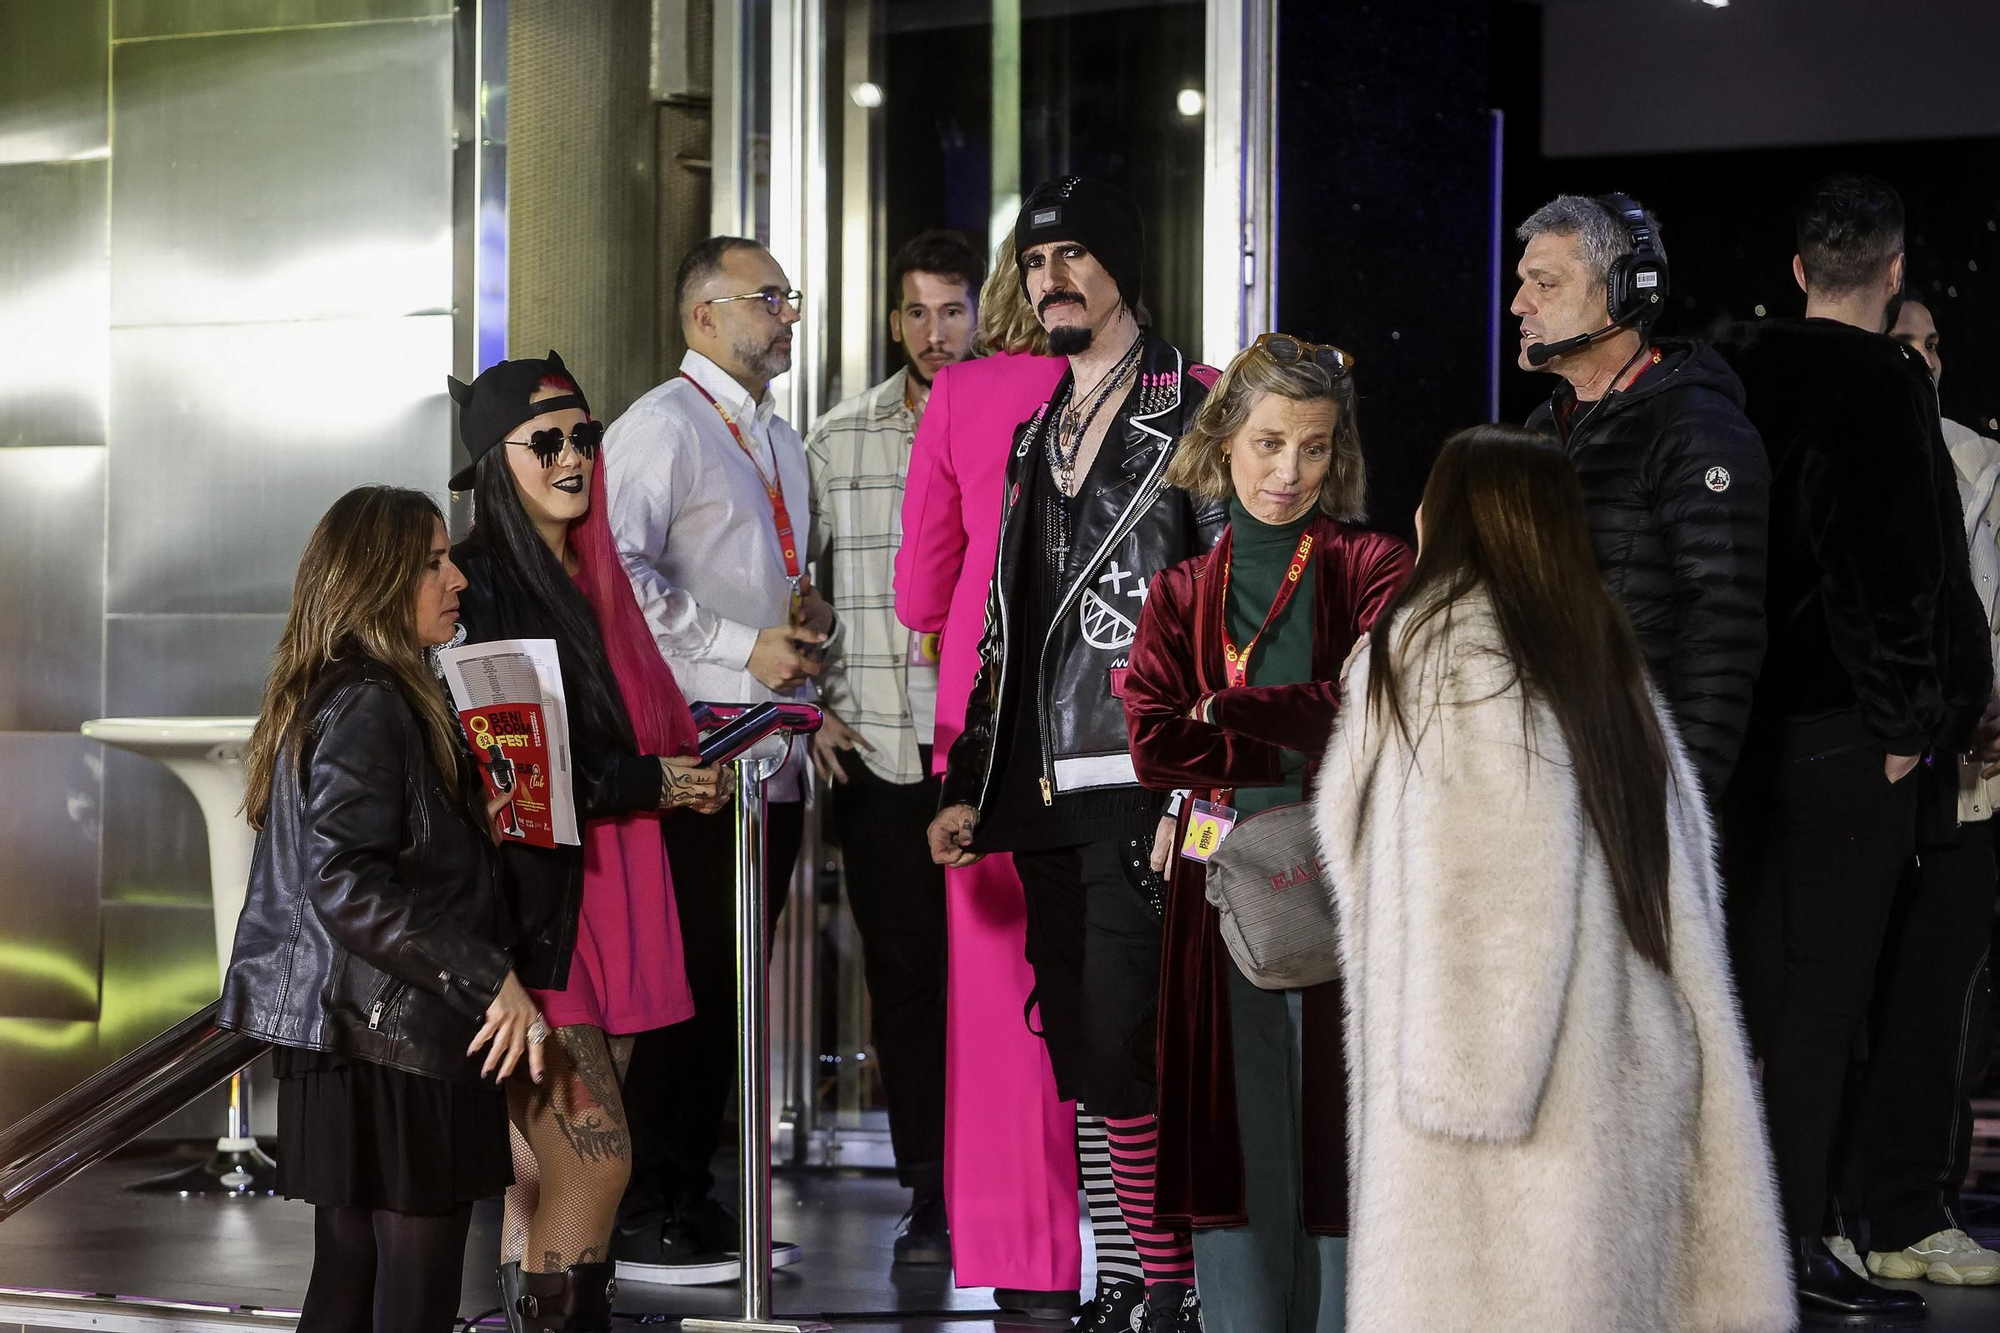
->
[939,335,1225,815]
[218,656,515,1085]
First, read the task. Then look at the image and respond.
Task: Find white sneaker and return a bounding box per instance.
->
[1866,1228,2000,1286]
[1824,1234,1868,1280]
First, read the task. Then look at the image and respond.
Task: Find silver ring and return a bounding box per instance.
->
[527,1016,550,1046]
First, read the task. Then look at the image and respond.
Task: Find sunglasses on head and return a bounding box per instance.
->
[1253,333,1355,378]
[504,419,605,467]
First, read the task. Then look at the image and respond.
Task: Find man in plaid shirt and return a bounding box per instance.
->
[805,229,984,1267]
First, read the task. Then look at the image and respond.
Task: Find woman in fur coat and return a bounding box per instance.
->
[1315,425,1796,1333]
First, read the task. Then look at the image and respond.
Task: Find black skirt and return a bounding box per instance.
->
[273,1048,513,1215]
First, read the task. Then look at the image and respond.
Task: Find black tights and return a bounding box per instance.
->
[300,1204,474,1333]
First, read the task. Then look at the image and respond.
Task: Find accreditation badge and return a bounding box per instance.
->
[1179,799,1239,864]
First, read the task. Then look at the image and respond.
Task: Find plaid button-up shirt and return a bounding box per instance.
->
[806,368,933,784]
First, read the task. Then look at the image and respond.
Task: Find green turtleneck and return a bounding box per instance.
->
[1223,497,1316,816]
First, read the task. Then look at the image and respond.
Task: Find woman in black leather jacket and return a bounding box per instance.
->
[221,485,544,1333]
[444,352,727,1325]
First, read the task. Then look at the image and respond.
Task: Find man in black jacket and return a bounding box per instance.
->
[1711,173,1991,1327]
[924,177,1221,1333]
[1513,193,1769,802]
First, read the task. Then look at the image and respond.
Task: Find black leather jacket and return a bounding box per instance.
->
[452,538,664,989]
[218,657,515,1084]
[941,336,1225,813]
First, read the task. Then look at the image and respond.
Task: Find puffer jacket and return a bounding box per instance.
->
[218,656,515,1084]
[452,537,664,989]
[1711,317,1991,756]
[941,335,1226,813]
[1527,339,1769,799]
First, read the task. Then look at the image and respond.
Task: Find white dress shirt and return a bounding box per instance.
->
[605,350,814,800]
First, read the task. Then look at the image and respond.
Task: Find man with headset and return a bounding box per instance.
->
[1513,192,1770,803]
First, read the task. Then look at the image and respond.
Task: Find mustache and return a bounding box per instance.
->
[1038,290,1087,316]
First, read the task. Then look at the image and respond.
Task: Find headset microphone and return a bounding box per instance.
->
[1525,323,1619,368]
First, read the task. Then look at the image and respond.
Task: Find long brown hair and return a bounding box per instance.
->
[243,486,464,828]
[1363,425,1674,972]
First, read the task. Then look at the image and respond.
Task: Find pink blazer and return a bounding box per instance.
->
[895,351,1068,770]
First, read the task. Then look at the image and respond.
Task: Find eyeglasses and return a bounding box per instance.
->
[706,287,804,317]
[1253,333,1355,378]
[503,419,605,467]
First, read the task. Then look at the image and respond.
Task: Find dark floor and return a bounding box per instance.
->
[1,1149,1999,1330]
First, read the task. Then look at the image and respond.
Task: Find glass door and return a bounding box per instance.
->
[740,0,1275,1163]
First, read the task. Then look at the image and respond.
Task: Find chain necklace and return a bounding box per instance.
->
[1043,332,1144,569]
[1050,331,1145,499]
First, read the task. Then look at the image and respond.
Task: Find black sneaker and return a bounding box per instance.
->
[1075,1277,1147,1331]
[1146,1282,1201,1332]
[677,1194,803,1272]
[892,1190,951,1266]
[610,1212,740,1287]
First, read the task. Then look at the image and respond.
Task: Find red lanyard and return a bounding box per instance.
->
[681,373,802,582]
[1219,531,1315,689]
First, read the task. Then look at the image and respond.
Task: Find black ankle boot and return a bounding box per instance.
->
[993,1287,1081,1323]
[1794,1237,1927,1326]
[499,1260,619,1333]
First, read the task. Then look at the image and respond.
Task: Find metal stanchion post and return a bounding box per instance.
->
[684,748,831,1333]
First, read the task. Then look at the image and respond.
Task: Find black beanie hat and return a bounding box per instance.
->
[1014,176,1146,314]
[446,350,591,491]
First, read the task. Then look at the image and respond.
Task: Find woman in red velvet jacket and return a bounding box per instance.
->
[1121,336,1411,1333]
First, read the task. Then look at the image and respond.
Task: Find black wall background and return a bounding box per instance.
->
[1491,0,2000,436]
[1276,0,1496,541]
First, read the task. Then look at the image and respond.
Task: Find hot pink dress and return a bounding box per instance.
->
[527,812,695,1035]
[896,351,1079,1292]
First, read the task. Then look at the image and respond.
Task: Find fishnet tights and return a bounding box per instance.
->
[502,1026,635,1272]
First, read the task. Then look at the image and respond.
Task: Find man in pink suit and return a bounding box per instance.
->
[895,245,1084,1319]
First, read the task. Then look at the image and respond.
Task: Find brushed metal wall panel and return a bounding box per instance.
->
[95,898,237,1137]
[106,315,453,615]
[0,162,110,449]
[110,20,454,327]
[116,0,450,41]
[96,900,223,1056]
[99,749,207,908]
[0,449,106,732]
[0,735,103,1021]
[0,0,109,165]
[0,1018,105,1135]
[104,615,284,719]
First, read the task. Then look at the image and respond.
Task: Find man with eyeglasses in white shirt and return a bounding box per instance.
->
[605,235,833,1285]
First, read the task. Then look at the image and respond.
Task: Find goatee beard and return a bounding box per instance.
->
[1048,326,1093,357]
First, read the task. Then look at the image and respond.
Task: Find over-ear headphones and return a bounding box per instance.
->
[1597,192,1670,331]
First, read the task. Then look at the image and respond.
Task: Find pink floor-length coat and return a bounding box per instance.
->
[896,351,1078,1292]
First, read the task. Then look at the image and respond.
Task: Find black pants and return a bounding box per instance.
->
[1722,726,1921,1242]
[1832,814,1997,1251]
[619,797,803,1223]
[829,749,948,1194]
[1014,835,1165,1119]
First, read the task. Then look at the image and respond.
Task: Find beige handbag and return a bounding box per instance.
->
[1203,801,1341,990]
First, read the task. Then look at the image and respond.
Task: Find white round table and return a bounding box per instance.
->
[81,716,274,1196]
